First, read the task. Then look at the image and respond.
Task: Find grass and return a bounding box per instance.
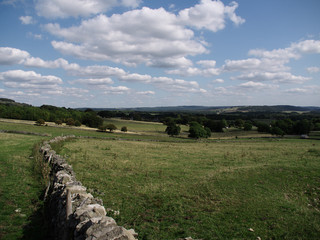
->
[56,137,320,240]
[1,118,319,239]
[0,133,48,240]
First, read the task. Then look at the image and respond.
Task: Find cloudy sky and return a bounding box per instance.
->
[0,0,320,108]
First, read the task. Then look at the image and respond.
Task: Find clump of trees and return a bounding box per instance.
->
[188,122,211,139]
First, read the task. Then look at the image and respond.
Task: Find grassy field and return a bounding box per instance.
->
[1,118,320,239]
[0,133,48,240]
[57,137,320,240]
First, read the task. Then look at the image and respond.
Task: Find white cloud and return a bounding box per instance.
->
[19,16,35,24]
[307,66,320,73]
[0,88,4,92]
[136,91,155,95]
[103,86,130,95]
[45,1,244,67]
[233,72,311,84]
[0,70,63,89]
[238,81,278,90]
[284,88,308,94]
[212,79,224,83]
[0,47,30,65]
[119,73,152,83]
[178,0,244,32]
[35,0,141,19]
[46,8,206,66]
[71,78,114,86]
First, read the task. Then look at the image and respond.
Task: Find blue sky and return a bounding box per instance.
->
[0,0,319,108]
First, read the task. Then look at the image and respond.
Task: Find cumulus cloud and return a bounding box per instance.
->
[238,81,278,90]
[45,9,205,66]
[212,79,224,83]
[233,72,311,84]
[71,78,114,86]
[103,86,130,95]
[178,0,245,32]
[19,16,35,24]
[307,66,320,73]
[136,91,155,95]
[0,47,30,65]
[44,1,244,67]
[0,70,62,89]
[222,39,320,84]
[35,0,142,19]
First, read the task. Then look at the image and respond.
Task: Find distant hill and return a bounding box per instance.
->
[77,105,320,113]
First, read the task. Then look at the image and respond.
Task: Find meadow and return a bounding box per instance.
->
[0,133,48,239]
[1,118,320,239]
[57,138,320,239]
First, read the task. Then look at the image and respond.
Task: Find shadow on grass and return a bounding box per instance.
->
[20,190,52,240]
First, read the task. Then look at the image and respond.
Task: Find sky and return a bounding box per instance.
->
[0,0,320,108]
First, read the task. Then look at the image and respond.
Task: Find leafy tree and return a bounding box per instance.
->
[256,122,271,133]
[82,112,103,128]
[66,118,75,126]
[121,126,128,132]
[271,126,284,136]
[74,120,81,127]
[98,125,107,132]
[165,123,181,136]
[204,120,224,132]
[243,122,253,131]
[106,124,117,132]
[234,119,244,129]
[294,119,311,135]
[188,122,210,139]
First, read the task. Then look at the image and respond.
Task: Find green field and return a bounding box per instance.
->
[0,133,48,240]
[57,137,320,240]
[1,119,320,239]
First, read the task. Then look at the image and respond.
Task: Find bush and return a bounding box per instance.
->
[35,119,45,126]
[74,120,81,127]
[121,126,128,132]
[66,118,75,126]
[55,119,63,125]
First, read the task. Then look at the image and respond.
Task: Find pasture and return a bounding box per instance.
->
[57,137,320,239]
[1,118,320,239]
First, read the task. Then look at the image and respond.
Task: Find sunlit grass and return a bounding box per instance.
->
[58,138,320,240]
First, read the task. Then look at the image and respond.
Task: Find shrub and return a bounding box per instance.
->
[36,119,45,126]
[121,126,128,132]
[55,119,63,125]
[165,123,181,136]
[74,120,81,127]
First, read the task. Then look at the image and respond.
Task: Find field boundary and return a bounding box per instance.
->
[39,136,138,240]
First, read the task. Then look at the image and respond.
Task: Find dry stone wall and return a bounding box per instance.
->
[40,136,138,240]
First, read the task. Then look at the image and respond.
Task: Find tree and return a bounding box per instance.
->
[188,122,211,139]
[271,126,284,136]
[235,119,245,129]
[74,120,81,127]
[243,122,253,131]
[66,118,75,126]
[121,126,128,132]
[165,123,181,136]
[256,122,271,133]
[106,124,117,132]
[36,119,45,126]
